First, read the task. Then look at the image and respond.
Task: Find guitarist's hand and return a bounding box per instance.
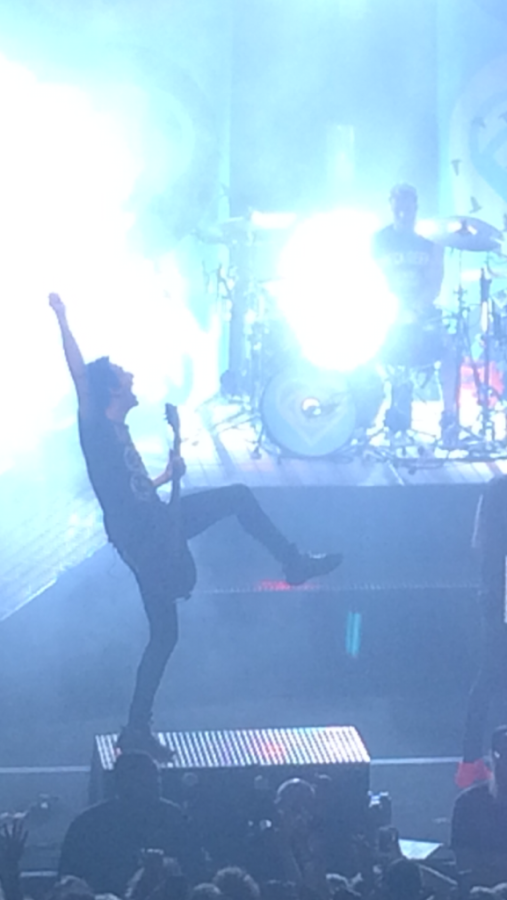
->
[153,451,186,488]
[170,451,187,480]
[48,292,66,320]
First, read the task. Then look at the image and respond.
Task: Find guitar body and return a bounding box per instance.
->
[164,403,196,600]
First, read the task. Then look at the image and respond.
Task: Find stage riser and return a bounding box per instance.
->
[143,763,366,870]
[91,726,370,874]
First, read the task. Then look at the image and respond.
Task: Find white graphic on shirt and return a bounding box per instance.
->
[123,440,156,503]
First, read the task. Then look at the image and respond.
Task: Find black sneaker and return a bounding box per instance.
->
[283,551,343,586]
[115,726,176,764]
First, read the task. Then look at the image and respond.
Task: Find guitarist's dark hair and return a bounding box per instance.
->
[86,356,120,412]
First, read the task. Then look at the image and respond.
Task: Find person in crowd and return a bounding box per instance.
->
[49,293,342,759]
[452,725,507,887]
[456,476,507,789]
[326,873,360,900]
[470,890,501,900]
[259,882,299,900]
[190,885,223,900]
[491,887,507,900]
[212,867,260,900]
[262,778,329,898]
[0,817,26,900]
[48,877,96,900]
[349,826,455,900]
[125,853,188,900]
[382,859,423,900]
[59,752,204,896]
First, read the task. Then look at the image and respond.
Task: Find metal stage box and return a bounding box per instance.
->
[91,725,370,869]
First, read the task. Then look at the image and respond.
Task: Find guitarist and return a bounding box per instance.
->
[49,293,342,760]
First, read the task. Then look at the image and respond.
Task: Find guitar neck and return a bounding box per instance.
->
[164,402,183,499]
[171,432,182,498]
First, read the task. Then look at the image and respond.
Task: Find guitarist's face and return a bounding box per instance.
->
[110,363,138,411]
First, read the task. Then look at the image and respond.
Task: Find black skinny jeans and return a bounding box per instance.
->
[463,608,507,762]
[123,484,294,728]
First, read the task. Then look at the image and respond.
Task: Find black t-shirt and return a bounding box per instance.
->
[372,225,437,315]
[59,797,203,895]
[451,782,507,882]
[78,408,163,550]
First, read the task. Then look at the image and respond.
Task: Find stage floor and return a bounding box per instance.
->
[1,400,506,622]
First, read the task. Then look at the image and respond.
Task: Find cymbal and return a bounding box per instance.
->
[418,216,503,252]
[219,216,253,232]
[192,217,256,246]
[195,211,297,245]
[249,211,297,230]
[193,226,228,245]
[219,211,297,233]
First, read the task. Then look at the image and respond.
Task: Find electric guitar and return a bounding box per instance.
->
[164,402,196,600]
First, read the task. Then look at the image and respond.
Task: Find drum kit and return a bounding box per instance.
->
[198,211,507,464]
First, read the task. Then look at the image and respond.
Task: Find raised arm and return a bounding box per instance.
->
[49,293,90,411]
[0,816,27,900]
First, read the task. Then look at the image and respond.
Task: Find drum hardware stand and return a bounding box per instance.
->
[198,229,270,439]
[249,426,295,463]
[194,262,251,431]
[209,295,269,438]
[425,244,507,458]
[348,414,442,469]
[450,268,507,457]
[219,250,251,400]
[355,363,439,467]
[475,269,505,444]
[417,215,507,459]
[437,251,483,451]
[360,428,440,469]
[430,257,494,454]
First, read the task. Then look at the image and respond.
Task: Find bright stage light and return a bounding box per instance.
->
[276,210,398,372]
[0,55,187,471]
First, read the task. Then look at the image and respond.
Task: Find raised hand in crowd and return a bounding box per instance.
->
[125,852,188,900]
[0,815,27,900]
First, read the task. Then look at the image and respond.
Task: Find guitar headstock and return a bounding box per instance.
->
[164,402,181,440]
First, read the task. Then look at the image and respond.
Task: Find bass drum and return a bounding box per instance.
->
[260,362,384,457]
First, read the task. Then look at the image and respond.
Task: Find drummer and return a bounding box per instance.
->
[372,184,456,440]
